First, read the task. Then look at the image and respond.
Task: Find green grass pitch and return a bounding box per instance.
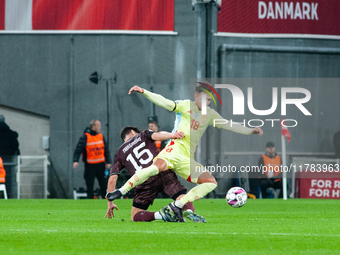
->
[0,198,339,255]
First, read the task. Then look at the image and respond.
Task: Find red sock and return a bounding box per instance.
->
[182,202,195,212]
[133,211,155,222]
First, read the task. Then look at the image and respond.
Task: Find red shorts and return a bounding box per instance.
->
[133,169,186,210]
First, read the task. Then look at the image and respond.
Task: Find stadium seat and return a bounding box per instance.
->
[73,188,87,200]
[259,187,281,199]
[0,184,8,199]
[269,188,281,199]
[259,186,281,198]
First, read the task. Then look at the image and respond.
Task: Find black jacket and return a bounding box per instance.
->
[73,127,112,164]
[0,122,20,157]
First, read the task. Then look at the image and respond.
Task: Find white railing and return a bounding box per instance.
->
[17,155,50,199]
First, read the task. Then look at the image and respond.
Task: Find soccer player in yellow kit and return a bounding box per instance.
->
[107,82,263,221]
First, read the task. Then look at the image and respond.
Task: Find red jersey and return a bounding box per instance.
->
[110,130,159,177]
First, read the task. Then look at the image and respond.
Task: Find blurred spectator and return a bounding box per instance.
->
[148,121,158,132]
[258,142,283,198]
[334,130,340,158]
[73,120,112,199]
[0,157,5,199]
[0,115,20,157]
[0,157,5,183]
[0,115,20,198]
[148,120,167,151]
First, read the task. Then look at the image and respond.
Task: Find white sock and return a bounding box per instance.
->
[174,200,184,208]
[119,187,127,195]
[154,212,162,220]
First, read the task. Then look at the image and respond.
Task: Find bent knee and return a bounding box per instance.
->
[197,173,217,185]
[154,158,168,172]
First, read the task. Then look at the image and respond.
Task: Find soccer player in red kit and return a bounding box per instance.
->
[105,127,206,223]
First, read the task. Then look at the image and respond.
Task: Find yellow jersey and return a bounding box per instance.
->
[142,89,253,157]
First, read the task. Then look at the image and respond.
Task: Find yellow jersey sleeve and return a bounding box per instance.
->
[209,109,253,135]
[142,89,176,111]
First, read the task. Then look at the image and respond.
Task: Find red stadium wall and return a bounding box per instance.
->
[295,172,340,199]
[217,0,340,36]
[0,0,174,31]
[0,0,4,30]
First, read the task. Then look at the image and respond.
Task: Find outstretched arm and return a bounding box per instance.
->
[212,111,263,136]
[215,120,263,136]
[73,134,87,167]
[151,131,185,141]
[129,85,176,111]
[105,174,119,219]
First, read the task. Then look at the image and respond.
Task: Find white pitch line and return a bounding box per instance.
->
[122,231,340,238]
[7,229,340,237]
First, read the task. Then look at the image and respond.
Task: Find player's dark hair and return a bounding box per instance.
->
[120,126,141,141]
[196,81,213,94]
[148,120,158,127]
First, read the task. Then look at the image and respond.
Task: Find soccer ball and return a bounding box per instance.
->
[226,187,247,208]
